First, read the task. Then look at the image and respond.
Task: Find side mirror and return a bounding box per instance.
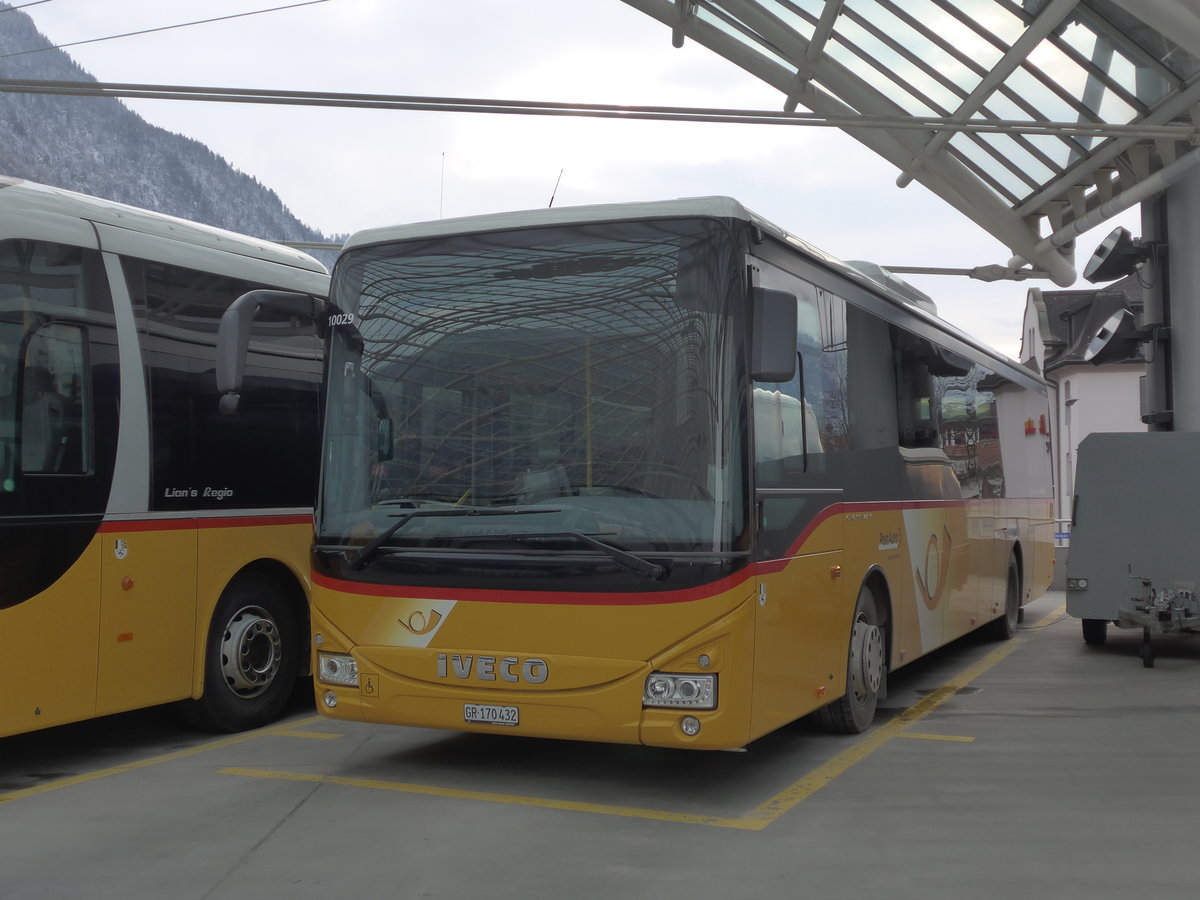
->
[216,290,325,412]
[751,287,797,382]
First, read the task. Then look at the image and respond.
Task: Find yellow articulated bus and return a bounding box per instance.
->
[222,197,1053,750]
[0,176,328,738]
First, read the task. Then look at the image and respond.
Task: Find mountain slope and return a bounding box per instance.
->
[0,3,338,251]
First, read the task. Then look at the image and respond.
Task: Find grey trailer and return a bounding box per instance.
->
[1066,431,1200,665]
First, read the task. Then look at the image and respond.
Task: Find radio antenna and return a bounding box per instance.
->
[439,152,446,218]
[548,169,564,207]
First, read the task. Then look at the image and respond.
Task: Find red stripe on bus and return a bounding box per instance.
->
[312,569,757,606]
[755,498,973,574]
[315,497,990,602]
[753,501,844,575]
[98,514,312,533]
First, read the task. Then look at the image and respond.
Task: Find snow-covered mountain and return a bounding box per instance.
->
[0,3,341,258]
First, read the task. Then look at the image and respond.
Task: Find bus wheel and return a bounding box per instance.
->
[987,555,1020,640]
[1082,618,1108,646]
[181,573,301,732]
[814,586,884,734]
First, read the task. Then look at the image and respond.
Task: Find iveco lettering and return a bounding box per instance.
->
[436,654,549,684]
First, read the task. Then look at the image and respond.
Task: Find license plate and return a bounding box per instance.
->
[463,703,519,726]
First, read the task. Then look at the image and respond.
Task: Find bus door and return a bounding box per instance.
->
[949,367,1014,629]
[747,269,850,734]
[94,248,207,716]
[0,239,118,734]
[752,485,845,734]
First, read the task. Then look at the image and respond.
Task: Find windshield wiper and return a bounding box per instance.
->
[373,489,472,506]
[349,506,559,570]
[489,531,668,581]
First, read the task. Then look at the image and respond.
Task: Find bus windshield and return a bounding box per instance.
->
[320,218,747,562]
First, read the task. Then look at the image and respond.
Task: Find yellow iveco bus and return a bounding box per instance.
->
[225,197,1053,750]
[0,176,328,738]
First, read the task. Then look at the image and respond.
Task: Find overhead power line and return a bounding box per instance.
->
[0,0,335,60]
[0,1,58,13]
[0,78,1194,143]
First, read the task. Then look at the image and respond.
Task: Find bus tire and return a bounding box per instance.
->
[987,554,1020,640]
[814,584,885,734]
[181,572,302,732]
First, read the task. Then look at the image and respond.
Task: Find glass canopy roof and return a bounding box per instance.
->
[622,0,1200,285]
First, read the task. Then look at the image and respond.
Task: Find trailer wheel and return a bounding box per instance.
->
[181,572,302,731]
[814,584,885,734]
[1081,619,1108,646]
[1141,629,1155,668]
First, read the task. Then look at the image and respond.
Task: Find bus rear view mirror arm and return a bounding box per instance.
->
[217,290,327,413]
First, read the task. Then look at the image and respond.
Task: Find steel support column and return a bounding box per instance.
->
[1165,170,1200,432]
[1140,196,1170,430]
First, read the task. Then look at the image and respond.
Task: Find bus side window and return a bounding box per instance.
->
[753,369,806,482]
[894,332,942,449]
[0,339,15,490]
[940,368,1006,499]
[123,257,322,510]
[21,324,88,475]
[753,283,847,485]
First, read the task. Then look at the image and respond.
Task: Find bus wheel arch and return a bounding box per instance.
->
[860,568,893,702]
[1010,541,1024,595]
[814,571,890,734]
[181,561,308,732]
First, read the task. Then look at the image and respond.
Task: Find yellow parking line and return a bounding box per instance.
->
[271,730,343,740]
[896,732,975,743]
[220,767,759,830]
[0,715,325,804]
[267,717,328,735]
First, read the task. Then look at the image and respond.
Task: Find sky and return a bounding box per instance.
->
[9,0,1143,357]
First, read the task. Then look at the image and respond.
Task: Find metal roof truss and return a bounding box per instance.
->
[623,0,1200,285]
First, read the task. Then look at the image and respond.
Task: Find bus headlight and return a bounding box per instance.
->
[643,672,716,709]
[317,652,359,687]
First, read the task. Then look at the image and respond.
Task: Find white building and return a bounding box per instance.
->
[1020,276,1146,586]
